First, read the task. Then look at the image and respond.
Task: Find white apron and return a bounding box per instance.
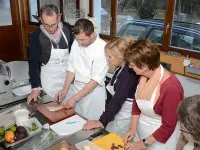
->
[183,142,196,150]
[105,67,133,137]
[134,65,180,150]
[64,80,106,120]
[40,30,69,97]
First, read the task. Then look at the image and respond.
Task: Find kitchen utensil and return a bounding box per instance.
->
[75,140,103,150]
[37,102,76,123]
[93,133,125,150]
[14,108,29,126]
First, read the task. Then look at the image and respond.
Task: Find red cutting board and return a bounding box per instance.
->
[37,102,76,123]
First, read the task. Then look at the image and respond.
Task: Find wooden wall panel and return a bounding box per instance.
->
[160,52,185,74]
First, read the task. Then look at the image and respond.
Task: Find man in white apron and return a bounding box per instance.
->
[27,4,74,104]
[54,19,109,120]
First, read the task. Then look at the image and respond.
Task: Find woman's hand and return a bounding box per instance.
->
[123,129,135,145]
[125,141,145,150]
[82,120,103,130]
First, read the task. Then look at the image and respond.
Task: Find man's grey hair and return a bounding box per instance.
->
[40,4,60,16]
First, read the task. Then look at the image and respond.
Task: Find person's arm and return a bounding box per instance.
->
[71,79,98,102]
[147,86,183,144]
[99,69,138,127]
[27,30,42,103]
[28,30,41,89]
[64,41,76,90]
[63,71,75,91]
[124,115,140,144]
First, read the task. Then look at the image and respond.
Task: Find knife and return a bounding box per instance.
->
[87,128,105,141]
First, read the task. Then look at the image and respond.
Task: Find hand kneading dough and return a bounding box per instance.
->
[46,106,63,111]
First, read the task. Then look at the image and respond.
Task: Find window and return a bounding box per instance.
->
[63,0,84,25]
[28,0,38,23]
[100,0,111,35]
[28,0,80,25]
[146,29,163,44]
[171,0,200,53]
[0,0,12,26]
[117,24,147,40]
[92,0,200,57]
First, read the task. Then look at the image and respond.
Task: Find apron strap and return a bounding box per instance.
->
[60,29,69,46]
[126,98,134,102]
[110,67,123,86]
[48,29,69,49]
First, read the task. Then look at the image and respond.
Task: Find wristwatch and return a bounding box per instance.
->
[142,139,149,148]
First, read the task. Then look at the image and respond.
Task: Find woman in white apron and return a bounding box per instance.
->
[176,95,200,150]
[41,29,69,97]
[123,40,184,150]
[82,37,138,137]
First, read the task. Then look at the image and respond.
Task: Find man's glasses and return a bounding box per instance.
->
[179,128,193,134]
[42,21,59,29]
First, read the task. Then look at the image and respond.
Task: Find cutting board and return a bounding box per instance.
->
[37,102,76,123]
[93,133,125,150]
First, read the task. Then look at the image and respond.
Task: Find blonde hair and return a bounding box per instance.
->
[105,37,134,63]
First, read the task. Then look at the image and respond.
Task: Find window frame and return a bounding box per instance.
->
[89,0,200,58]
[28,0,80,25]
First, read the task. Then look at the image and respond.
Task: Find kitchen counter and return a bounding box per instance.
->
[0,98,107,150]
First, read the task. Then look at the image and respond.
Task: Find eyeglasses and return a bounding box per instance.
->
[42,21,59,29]
[179,128,193,134]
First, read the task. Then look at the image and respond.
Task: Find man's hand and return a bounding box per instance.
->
[62,97,77,109]
[53,88,68,102]
[27,89,41,104]
[82,120,103,130]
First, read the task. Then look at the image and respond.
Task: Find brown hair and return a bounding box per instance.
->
[124,40,160,70]
[177,95,200,141]
[73,19,94,36]
[105,37,134,62]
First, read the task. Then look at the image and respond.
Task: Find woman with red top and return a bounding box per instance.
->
[123,40,184,150]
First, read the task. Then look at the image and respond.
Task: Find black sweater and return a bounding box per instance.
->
[99,63,138,127]
[28,22,74,89]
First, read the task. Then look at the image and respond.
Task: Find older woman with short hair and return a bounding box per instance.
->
[123,40,184,150]
[177,95,200,150]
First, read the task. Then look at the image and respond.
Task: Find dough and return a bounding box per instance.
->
[46,106,63,111]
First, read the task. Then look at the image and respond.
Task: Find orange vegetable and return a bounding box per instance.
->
[4,131,15,143]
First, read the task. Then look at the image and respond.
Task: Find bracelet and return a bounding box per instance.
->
[142,139,149,148]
